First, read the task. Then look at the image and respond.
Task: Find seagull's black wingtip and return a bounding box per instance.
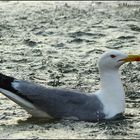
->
[0,73,16,92]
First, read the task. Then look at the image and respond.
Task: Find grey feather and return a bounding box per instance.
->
[11,80,105,121]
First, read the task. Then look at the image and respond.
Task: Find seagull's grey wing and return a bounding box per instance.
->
[0,72,105,121]
[11,80,105,121]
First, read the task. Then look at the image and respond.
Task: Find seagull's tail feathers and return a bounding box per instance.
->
[0,73,52,118]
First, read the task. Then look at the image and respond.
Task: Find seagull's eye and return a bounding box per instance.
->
[110,54,116,58]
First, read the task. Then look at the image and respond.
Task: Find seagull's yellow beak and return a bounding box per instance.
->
[121,55,140,62]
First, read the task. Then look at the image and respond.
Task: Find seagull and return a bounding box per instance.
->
[0,50,140,122]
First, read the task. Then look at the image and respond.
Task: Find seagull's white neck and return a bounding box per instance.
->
[100,69,124,93]
[97,68,125,119]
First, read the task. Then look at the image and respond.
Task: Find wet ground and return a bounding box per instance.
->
[0,1,140,139]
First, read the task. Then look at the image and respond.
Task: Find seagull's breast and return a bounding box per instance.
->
[95,90,125,119]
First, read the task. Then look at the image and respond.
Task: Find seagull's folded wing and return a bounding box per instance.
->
[0,79,105,121]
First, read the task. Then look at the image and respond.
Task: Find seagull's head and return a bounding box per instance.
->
[98,50,140,71]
